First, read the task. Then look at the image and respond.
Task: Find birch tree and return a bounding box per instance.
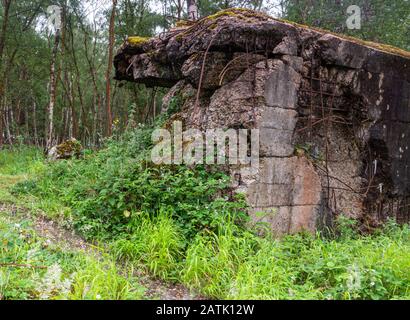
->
[187,0,198,20]
[0,0,11,147]
[46,28,61,150]
[105,0,118,137]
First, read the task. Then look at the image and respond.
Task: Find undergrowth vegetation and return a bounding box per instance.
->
[0,146,44,176]
[5,124,410,300]
[0,213,144,300]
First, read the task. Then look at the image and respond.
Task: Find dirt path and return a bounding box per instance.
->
[33,214,202,299]
[0,194,203,300]
[39,216,204,299]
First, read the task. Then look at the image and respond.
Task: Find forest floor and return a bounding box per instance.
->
[0,172,201,300]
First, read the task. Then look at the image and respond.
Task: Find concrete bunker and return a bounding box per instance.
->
[114,9,410,235]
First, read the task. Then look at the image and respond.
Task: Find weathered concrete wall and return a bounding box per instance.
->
[114,9,410,235]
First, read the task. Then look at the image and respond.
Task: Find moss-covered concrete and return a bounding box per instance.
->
[127,36,150,46]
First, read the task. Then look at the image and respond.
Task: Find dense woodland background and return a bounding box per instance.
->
[0,0,408,150]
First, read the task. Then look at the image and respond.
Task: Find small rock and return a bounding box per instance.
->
[47,138,82,161]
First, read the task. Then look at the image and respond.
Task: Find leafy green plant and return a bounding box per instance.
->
[34,136,246,241]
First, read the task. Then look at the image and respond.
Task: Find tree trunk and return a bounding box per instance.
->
[66,72,77,138]
[68,17,87,141]
[32,97,39,147]
[46,29,61,151]
[105,0,117,137]
[0,0,11,62]
[77,13,100,144]
[176,0,182,20]
[187,0,198,21]
[0,0,12,147]
[3,87,12,145]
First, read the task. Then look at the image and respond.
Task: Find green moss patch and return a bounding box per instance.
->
[127,36,150,47]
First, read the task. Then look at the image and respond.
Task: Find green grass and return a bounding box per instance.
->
[3,134,410,300]
[0,213,145,300]
[0,175,25,203]
[0,146,44,176]
[0,146,45,204]
[112,211,185,280]
[110,214,410,300]
[189,224,410,300]
[0,147,73,221]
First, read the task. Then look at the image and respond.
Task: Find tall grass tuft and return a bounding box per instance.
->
[112,211,184,280]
